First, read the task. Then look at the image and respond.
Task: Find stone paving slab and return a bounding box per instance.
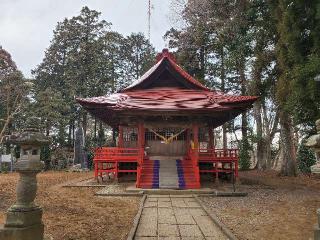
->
[135,237,158,240]
[158,214,176,224]
[158,197,171,201]
[158,237,181,240]
[175,214,196,225]
[158,207,175,216]
[144,200,157,208]
[180,237,205,240]
[159,224,179,236]
[134,195,227,240]
[188,208,207,217]
[178,225,203,237]
[148,194,170,198]
[158,201,172,208]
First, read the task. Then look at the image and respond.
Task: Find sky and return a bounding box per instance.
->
[0,0,174,77]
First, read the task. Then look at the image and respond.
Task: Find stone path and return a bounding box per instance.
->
[134,195,227,240]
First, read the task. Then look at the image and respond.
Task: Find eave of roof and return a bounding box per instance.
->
[77,87,258,111]
[76,88,258,128]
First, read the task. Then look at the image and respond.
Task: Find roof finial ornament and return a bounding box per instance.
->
[156,48,176,63]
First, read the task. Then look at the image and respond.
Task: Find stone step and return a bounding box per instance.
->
[158,160,179,189]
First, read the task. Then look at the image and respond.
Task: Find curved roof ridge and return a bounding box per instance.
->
[122,49,209,92]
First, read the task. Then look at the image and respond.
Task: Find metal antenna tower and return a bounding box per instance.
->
[148,0,151,41]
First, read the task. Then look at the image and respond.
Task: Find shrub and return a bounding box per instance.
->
[1,163,9,173]
[297,142,316,174]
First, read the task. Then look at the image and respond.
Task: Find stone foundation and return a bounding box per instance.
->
[0,223,44,240]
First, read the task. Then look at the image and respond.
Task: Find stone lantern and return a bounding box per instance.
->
[305,119,320,240]
[305,119,320,173]
[0,117,49,240]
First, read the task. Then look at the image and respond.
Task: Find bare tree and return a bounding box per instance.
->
[0,47,29,144]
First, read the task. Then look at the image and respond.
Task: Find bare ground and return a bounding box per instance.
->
[0,171,140,240]
[200,170,320,240]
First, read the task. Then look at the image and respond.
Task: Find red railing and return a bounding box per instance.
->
[189,148,239,177]
[198,148,239,160]
[94,147,141,161]
[93,147,143,181]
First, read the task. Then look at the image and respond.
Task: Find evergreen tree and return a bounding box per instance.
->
[167,0,279,169]
[122,33,156,83]
[31,7,156,148]
[273,0,320,175]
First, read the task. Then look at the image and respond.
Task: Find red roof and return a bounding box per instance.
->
[77,88,257,111]
[77,49,258,127]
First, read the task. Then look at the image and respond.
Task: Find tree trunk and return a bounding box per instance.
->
[72,123,75,147]
[46,121,50,137]
[220,46,227,149]
[242,112,248,140]
[94,117,97,141]
[58,123,65,146]
[199,45,205,81]
[279,111,297,176]
[82,111,87,137]
[0,117,10,144]
[68,123,72,146]
[239,62,248,140]
[222,124,228,149]
[98,121,104,146]
[253,100,266,170]
[264,135,272,169]
[112,128,116,146]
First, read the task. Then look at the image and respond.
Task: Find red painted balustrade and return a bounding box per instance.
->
[93,147,143,182]
[196,148,239,177]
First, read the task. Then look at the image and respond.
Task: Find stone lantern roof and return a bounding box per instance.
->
[8,118,50,146]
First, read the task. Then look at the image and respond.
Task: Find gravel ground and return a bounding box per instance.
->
[0,171,140,240]
[200,171,320,240]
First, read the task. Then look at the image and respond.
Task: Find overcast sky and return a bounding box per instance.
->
[0,0,174,77]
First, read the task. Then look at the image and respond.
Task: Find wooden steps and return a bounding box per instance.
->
[138,159,200,189]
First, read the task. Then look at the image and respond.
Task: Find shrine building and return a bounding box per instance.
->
[77,49,257,189]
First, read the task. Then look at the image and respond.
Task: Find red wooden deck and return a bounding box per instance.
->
[93,147,239,188]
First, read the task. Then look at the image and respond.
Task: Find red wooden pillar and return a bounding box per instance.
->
[113,125,123,181]
[138,122,145,148]
[118,125,124,148]
[192,123,200,187]
[136,122,145,187]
